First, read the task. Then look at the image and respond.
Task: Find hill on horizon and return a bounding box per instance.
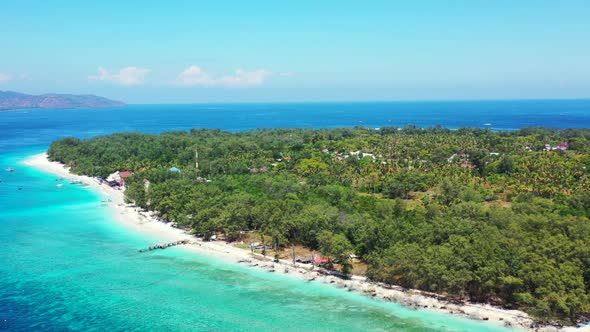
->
[0,90,125,110]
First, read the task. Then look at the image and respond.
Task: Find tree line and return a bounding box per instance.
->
[48,126,590,323]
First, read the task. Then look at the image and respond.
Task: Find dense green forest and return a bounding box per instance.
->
[48,126,590,323]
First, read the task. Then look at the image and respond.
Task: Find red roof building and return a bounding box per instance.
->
[460,163,476,169]
[116,171,133,185]
[314,256,331,264]
[119,171,133,178]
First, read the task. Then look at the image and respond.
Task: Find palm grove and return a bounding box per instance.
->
[48,126,590,323]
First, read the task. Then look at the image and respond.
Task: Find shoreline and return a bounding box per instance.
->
[22,153,587,332]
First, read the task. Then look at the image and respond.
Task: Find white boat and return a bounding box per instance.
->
[56,184,64,188]
[6,168,14,172]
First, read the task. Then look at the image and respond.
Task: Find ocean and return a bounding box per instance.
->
[1,100,589,331]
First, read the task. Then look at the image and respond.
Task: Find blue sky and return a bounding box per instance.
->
[1,1,589,103]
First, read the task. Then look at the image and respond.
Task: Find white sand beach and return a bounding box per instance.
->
[23,153,589,332]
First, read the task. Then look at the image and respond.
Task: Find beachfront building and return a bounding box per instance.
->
[314,256,331,265]
[106,171,134,186]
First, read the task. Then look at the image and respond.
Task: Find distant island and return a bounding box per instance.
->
[0,90,125,110]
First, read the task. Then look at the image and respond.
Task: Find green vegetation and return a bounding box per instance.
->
[48,126,590,323]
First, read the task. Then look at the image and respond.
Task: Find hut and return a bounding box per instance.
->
[314,256,331,265]
[295,255,314,264]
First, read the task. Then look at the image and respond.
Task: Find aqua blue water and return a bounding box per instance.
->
[2,100,589,331]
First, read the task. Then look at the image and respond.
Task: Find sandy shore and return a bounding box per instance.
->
[22,153,589,332]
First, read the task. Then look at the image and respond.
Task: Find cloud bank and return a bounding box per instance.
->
[88,67,150,86]
[176,66,274,87]
[0,73,12,83]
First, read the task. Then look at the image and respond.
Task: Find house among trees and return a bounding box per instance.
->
[555,142,569,151]
[118,171,133,184]
[314,256,331,265]
[459,162,476,169]
[294,255,331,265]
[295,255,314,264]
[106,171,134,186]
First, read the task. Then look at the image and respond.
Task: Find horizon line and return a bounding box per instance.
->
[128,97,590,105]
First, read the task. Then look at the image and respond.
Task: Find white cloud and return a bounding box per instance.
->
[89,66,150,86]
[175,66,275,87]
[0,73,12,83]
[218,69,272,87]
[177,66,212,86]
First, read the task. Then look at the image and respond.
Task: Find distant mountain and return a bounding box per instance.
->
[0,91,125,110]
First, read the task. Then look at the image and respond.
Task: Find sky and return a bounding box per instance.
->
[0,0,589,103]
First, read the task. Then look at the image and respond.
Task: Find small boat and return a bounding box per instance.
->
[6,168,14,172]
[56,177,64,181]
[56,184,64,188]
[70,180,83,184]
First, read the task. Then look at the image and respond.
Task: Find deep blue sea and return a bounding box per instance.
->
[1,100,589,153]
[1,100,589,331]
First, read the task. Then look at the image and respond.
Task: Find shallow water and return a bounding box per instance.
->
[1,149,517,331]
[3,101,585,331]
